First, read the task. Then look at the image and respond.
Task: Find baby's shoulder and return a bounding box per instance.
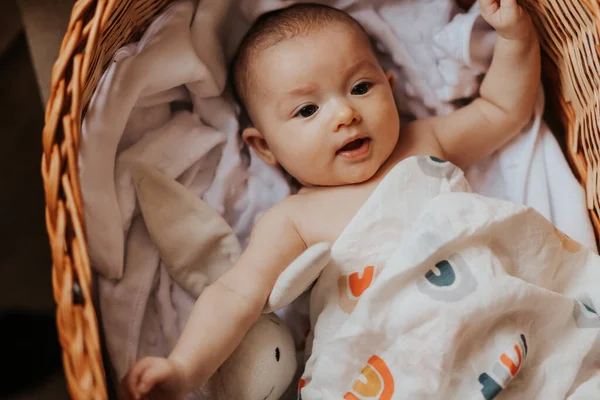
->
[248,197,306,248]
[247,193,322,249]
[273,189,327,218]
[271,188,339,226]
[256,193,320,230]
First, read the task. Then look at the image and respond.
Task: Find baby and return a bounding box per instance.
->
[121,1,540,398]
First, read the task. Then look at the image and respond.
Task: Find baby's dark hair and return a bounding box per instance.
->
[231,3,370,115]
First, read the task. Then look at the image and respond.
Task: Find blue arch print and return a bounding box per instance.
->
[416,253,477,302]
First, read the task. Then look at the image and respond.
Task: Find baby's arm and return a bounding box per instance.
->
[120,204,306,399]
[426,0,541,169]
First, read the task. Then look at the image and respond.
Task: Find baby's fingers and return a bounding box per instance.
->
[499,0,521,19]
[135,358,173,394]
[479,0,520,17]
[119,366,145,400]
[120,357,168,399]
[479,0,500,14]
[500,0,518,9]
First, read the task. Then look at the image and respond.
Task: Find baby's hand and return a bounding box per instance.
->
[119,357,187,400]
[479,0,533,41]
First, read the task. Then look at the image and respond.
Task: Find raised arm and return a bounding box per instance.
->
[120,204,306,399]
[429,0,541,169]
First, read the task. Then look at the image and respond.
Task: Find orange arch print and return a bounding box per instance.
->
[338,266,376,313]
[500,345,523,376]
[349,266,375,297]
[344,355,394,400]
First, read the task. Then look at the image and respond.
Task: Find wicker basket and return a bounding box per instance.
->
[41,0,600,398]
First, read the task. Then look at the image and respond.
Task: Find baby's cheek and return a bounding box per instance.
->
[373,100,398,131]
[369,91,391,115]
[281,144,320,175]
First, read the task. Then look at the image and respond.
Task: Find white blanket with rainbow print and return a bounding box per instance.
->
[299,155,600,399]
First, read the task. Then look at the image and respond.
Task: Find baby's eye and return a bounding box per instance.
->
[296,104,318,118]
[351,82,372,95]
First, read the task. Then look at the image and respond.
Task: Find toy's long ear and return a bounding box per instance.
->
[132,163,241,296]
[263,243,331,314]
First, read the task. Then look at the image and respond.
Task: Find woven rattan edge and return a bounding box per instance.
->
[41,0,172,399]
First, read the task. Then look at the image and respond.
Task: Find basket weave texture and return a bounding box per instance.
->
[41,0,600,399]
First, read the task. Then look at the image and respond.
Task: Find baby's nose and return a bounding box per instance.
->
[333,102,361,132]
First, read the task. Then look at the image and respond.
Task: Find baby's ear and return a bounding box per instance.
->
[385,70,395,89]
[242,127,277,166]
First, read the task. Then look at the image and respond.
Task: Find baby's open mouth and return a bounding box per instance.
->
[337,137,371,157]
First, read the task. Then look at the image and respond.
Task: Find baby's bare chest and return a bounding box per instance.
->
[291,183,378,246]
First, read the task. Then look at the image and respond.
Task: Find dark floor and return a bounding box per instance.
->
[0,34,69,399]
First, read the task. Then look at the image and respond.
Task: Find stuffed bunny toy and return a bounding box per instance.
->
[132,163,330,400]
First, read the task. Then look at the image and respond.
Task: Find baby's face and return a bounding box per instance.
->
[244,22,400,186]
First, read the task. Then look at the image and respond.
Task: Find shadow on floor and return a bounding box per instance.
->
[0,34,69,399]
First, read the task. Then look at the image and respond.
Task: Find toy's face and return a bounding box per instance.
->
[255,315,298,400]
[220,314,297,400]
